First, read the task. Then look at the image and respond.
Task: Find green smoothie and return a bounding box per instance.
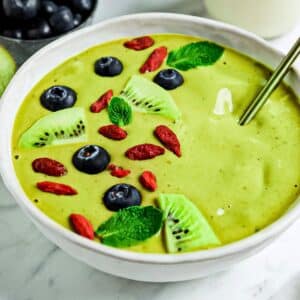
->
[12,34,300,253]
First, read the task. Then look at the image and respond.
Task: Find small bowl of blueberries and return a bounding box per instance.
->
[0,0,98,65]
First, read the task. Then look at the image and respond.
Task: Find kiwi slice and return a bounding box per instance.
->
[158,194,220,253]
[120,75,181,121]
[19,107,87,149]
[0,46,16,96]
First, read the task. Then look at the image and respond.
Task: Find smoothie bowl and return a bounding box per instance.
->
[0,13,299,282]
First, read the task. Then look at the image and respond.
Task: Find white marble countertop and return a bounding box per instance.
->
[1,2,300,299]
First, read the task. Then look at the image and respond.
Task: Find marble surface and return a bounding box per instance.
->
[1,1,300,299]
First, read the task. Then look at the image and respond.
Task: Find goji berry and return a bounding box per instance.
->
[140,171,157,191]
[69,214,94,240]
[32,158,67,176]
[154,125,181,157]
[37,181,77,195]
[90,89,113,113]
[125,143,165,160]
[124,36,154,51]
[140,46,168,73]
[99,124,127,140]
[108,164,131,178]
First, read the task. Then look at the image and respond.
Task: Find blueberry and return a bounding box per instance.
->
[40,85,77,111]
[2,0,40,20]
[41,1,58,15]
[26,20,52,39]
[73,13,82,27]
[94,57,123,77]
[103,184,142,211]
[153,69,184,90]
[2,28,23,39]
[49,6,75,33]
[72,0,93,13]
[72,145,111,174]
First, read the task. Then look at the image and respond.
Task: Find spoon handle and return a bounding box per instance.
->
[239,37,300,126]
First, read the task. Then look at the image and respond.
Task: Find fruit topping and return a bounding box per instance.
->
[96,206,163,247]
[0,46,16,96]
[49,6,75,34]
[108,164,131,178]
[69,213,94,240]
[213,88,233,115]
[99,124,127,140]
[37,181,77,195]
[32,157,67,176]
[90,89,113,113]
[94,56,123,77]
[40,85,77,111]
[140,46,167,73]
[123,36,154,51]
[19,107,87,149]
[139,171,157,191]
[167,41,224,71]
[120,75,181,121]
[72,145,111,174]
[158,194,220,253]
[154,125,181,157]
[153,69,184,90]
[3,0,40,20]
[103,184,141,211]
[125,143,165,160]
[108,97,132,126]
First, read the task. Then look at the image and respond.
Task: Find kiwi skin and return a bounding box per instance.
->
[0,46,16,96]
[19,107,87,149]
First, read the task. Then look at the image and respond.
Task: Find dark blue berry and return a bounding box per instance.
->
[49,6,75,33]
[72,145,111,174]
[94,57,123,77]
[2,28,23,39]
[72,0,93,13]
[41,1,58,15]
[103,184,142,211]
[153,69,184,90]
[73,13,82,27]
[40,85,77,111]
[2,0,40,20]
[26,20,52,39]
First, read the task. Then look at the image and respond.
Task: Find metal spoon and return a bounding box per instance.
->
[238,37,300,126]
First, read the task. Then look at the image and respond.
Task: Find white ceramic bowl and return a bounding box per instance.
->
[0,13,299,282]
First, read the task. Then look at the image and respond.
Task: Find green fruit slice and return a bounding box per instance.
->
[158,194,220,253]
[19,107,87,149]
[120,75,181,121]
[0,46,16,96]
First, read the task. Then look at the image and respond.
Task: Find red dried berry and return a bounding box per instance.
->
[154,125,181,157]
[125,143,165,160]
[32,158,67,177]
[140,171,157,191]
[108,164,131,178]
[69,214,94,240]
[99,124,127,140]
[90,89,113,113]
[37,181,78,195]
[139,46,168,74]
[124,36,155,51]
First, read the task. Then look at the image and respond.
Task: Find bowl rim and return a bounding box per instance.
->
[1,12,300,265]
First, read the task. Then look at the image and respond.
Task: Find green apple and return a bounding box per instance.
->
[0,46,16,96]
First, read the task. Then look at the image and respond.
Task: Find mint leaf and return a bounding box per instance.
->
[167,41,224,71]
[108,97,132,126]
[96,206,163,248]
